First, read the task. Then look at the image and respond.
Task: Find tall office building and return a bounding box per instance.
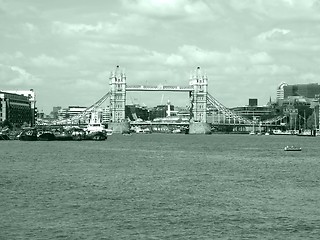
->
[284,83,320,99]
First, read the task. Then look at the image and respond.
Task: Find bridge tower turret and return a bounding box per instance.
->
[109,65,126,122]
[189,66,208,123]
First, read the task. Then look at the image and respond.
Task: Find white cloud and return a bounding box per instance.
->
[121,0,215,21]
[31,54,67,68]
[178,45,274,65]
[165,54,186,67]
[256,28,291,42]
[255,28,320,52]
[52,21,105,35]
[229,0,320,20]
[0,51,25,63]
[249,52,273,64]
[223,64,295,76]
[0,64,42,86]
[298,72,319,81]
[51,15,152,38]
[24,22,38,32]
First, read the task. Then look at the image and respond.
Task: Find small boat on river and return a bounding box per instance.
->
[284,146,302,151]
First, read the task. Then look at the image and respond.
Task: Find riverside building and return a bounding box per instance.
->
[230,99,275,121]
[0,91,32,127]
[2,89,36,126]
[283,83,320,99]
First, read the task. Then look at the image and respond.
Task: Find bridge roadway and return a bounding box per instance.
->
[130,121,284,128]
[43,121,284,128]
[126,85,193,92]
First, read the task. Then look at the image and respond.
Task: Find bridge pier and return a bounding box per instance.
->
[108,121,130,134]
[189,122,211,134]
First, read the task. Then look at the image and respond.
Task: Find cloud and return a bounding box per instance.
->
[0,51,25,64]
[51,15,153,38]
[177,45,274,65]
[165,54,186,67]
[52,21,105,35]
[121,0,215,21]
[255,28,320,51]
[0,64,42,86]
[298,72,320,82]
[229,0,320,20]
[256,28,291,42]
[249,52,273,64]
[24,22,38,32]
[31,54,68,68]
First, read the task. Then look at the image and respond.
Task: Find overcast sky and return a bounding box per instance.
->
[1,0,320,113]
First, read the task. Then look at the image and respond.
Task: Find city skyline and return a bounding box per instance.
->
[1,0,320,113]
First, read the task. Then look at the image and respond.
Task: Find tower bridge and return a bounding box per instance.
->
[53,65,286,132]
[109,65,208,124]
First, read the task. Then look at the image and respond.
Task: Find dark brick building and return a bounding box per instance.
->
[0,91,32,127]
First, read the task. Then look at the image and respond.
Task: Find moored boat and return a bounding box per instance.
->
[54,130,73,141]
[18,128,38,141]
[0,133,10,140]
[297,130,316,137]
[71,128,86,141]
[87,131,107,141]
[273,129,297,135]
[37,131,56,141]
[83,111,107,140]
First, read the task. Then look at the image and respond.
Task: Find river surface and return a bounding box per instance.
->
[1,134,320,239]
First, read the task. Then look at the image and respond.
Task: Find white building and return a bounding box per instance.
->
[276,82,288,101]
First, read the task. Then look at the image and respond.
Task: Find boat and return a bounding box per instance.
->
[53,130,73,141]
[105,128,113,136]
[273,130,297,135]
[83,111,107,140]
[0,133,10,140]
[284,146,302,151]
[37,130,56,141]
[18,128,38,141]
[297,130,316,137]
[71,127,86,141]
[134,127,151,134]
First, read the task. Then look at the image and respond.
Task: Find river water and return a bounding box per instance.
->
[1,134,320,239]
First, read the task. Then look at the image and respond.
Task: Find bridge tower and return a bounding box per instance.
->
[189,66,208,123]
[109,65,126,122]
